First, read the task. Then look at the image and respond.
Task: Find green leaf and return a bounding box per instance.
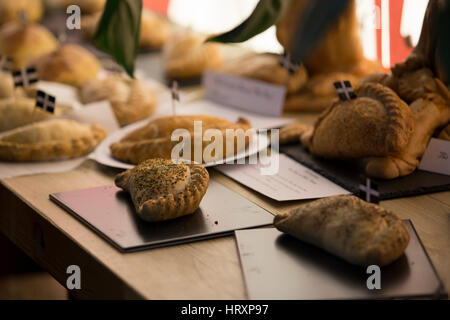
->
[208,0,291,43]
[290,0,351,63]
[93,0,142,77]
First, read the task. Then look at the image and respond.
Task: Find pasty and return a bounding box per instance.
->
[115,158,209,222]
[0,0,43,25]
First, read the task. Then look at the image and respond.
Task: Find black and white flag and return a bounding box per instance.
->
[13,67,38,87]
[334,80,357,101]
[280,52,298,75]
[0,55,13,72]
[36,90,56,114]
[359,176,380,204]
[171,81,180,102]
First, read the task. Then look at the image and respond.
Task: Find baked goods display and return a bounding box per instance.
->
[0,0,43,25]
[0,119,107,161]
[30,44,101,88]
[274,196,410,266]
[275,0,384,112]
[221,53,308,94]
[0,22,59,68]
[110,115,252,164]
[115,158,209,222]
[82,8,172,50]
[79,74,157,126]
[163,31,224,79]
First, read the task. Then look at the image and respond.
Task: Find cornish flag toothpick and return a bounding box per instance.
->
[359,176,380,204]
[280,52,298,74]
[13,67,38,87]
[0,55,13,72]
[171,81,179,116]
[334,80,357,101]
[36,90,56,114]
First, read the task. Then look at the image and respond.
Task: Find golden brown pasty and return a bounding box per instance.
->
[110,115,252,164]
[163,31,223,79]
[0,119,107,161]
[115,158,209,222]
[274,195,410,266]
[221,53,308,94]
[82,8,171,49]
[307,83,415,159]
[31,44,101,88]
[279,122,313,145]
[79,74,157,126]
[0,70,15,99]
[0,0,43,25]
[62,0,105,14]
[0,22,59,68]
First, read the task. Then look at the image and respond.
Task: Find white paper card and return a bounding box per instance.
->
[203,71,286,117]
[216,153,350,201]
[419,138,450,176]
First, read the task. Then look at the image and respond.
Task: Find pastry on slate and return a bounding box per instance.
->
[62,0,105,14]
[0,119,107,162]
[82,8,171,49]
[115,158,209,222]
[221,53,308,94]
[306,83,415,159]
[0,0,43,25]
[110,115,252,164]
[31,44,101,88]
[79,74,157,126]
[163,31,223,79]
[0,22,59,68]
[274,195,410,267]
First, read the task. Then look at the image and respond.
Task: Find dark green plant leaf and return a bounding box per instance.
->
[290,0,351,64]
[434,0,450,85]
[208,0,291,43]
[93,0,142,77]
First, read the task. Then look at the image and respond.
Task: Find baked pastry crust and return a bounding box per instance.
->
[110,115,252,164]
[0,0,43,25]
[79,74,157,126]
[309,83,415,158]
[115,158,209,222]
[274,195,410,266]
[164,31,223,79]
[438,124,450,141]
[279,122,313,145]
[31,44,101,88]
[0,22,59,68]
[221,53,308,94]
[0,119,107,161]
[63,0,105,14]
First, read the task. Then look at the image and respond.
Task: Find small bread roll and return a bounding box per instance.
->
[0,0,43,25]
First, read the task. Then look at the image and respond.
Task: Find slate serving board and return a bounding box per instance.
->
[50,180,273,252]
[236,221,447,300]
[280,144,450,200]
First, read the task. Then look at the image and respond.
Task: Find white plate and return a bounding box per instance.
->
[90,119,270,170]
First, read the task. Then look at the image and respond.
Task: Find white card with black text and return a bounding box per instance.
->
[419,138,450,176]
[203,71,286,117]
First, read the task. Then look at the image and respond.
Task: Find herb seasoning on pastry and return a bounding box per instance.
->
[31,44,101,88]
[115,159,209,222]
[0,0,43,25]
[0,119,107,162]
[274,195,410,267]
[79,74,157,126]
[221,53,308,94]
[163,31,223,79]
[110,115,252,164]
[0,22,59,68]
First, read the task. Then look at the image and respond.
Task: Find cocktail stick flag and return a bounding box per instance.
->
[171,81,179,116]
[13,67,38,87]
[36,90,56,114]
[334,80,357,101]
[359,176,380,205]
[0,56,13,72]
[280,52,298,75]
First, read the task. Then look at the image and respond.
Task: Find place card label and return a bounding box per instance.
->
[419,138,450,176]
[203,71,286,117]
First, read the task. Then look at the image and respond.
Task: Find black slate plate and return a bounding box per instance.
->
[280,144,450,200]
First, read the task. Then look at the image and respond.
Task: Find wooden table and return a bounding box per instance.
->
[0,108,449,299]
